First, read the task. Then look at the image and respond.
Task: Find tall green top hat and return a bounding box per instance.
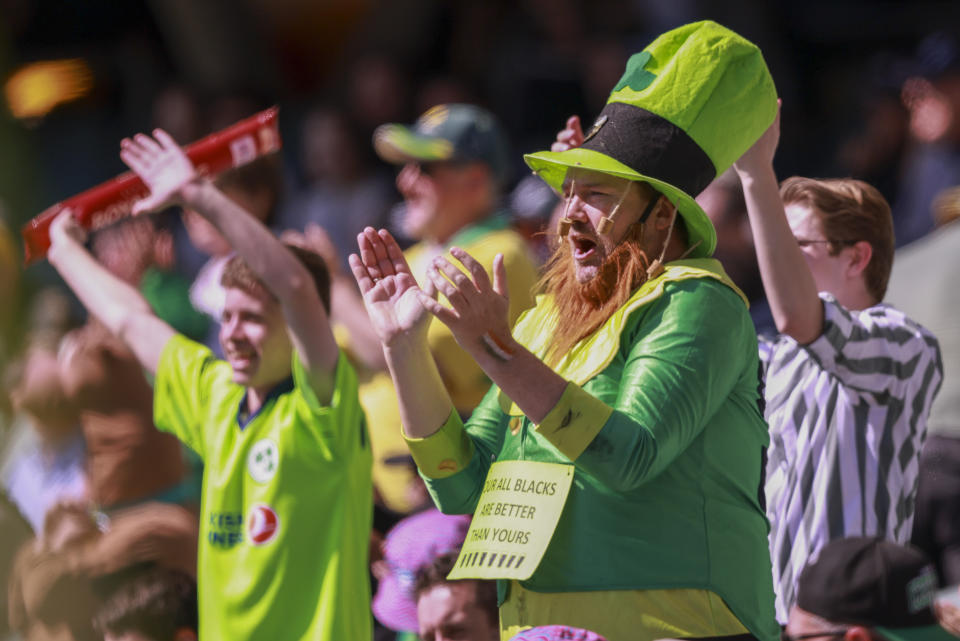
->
[524,20,777,257]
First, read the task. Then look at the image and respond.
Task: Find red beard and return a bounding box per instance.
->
[537,221,653,367]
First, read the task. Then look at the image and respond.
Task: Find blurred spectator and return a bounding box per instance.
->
[895,32,960,246]
[785,537,954,641]
[3,344,86,533]
[833,52,911,207]
[887,185,960,586]
[508,174,559,265]
[508,626,607,641]
[90,216,209,343]
[8,501,198,641]
[58,321,189,509]
[277,106,394,272]
[368,103,540,414]
[0,491,35,636]
[414,551,497,641]
[696,168,773,334]
[93,567,198,641]
[346,55,411,141]
[372,509,470,635]
[8,502,101,641]
[0,206,21,365]
[150,84,203,146]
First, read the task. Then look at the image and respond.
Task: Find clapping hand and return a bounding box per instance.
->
[419,248,515,360]
[348,227,433,346]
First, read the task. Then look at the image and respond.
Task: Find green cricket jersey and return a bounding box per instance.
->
[154,335,373,640]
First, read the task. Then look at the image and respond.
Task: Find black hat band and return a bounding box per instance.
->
[581,102,717,198]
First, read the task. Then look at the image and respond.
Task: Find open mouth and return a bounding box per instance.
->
[226,349,256,371]
[570,235,598,260]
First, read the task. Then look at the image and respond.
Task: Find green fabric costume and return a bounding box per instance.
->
[406,260,779,641]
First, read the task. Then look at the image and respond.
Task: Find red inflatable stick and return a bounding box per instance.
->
[21,106,282,264]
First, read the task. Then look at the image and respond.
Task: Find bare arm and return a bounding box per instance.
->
[281,224,387,371]
[120,130,339,398]
[47,212,174,374]
[352,229,566,432]
[733,104,824,343]
[349,228,453,437]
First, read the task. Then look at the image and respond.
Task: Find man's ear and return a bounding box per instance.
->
[651,198,678,231]
[174,628,198,641]
[845,240,873,279]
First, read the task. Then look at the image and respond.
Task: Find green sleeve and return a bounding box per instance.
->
[404,384,508,515]
[291,350,368,456]
[139,268,210,342]
[153,334,230,458]
[536,279,753,491]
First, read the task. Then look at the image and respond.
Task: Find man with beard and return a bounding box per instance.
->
[350,21,780,641]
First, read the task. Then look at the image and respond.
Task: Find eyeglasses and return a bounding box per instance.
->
[780,629,849,641]
[795,238,856,249]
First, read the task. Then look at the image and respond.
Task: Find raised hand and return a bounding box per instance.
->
[419,247,515,360]
[348,227,431,346]
[733,99,782,176]
[49,209,87,249]
[551,115,585,152]
[120,129,199,215]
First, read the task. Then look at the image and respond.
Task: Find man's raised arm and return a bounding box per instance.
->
[47,212,175,374]
[120,130,339,398]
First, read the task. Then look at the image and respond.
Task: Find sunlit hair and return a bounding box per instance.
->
[780,176,894,302]
[221,243,331,313]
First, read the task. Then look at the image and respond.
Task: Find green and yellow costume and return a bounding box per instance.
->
[407,261,778,641]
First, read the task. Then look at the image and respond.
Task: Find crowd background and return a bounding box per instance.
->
[2,0,960,344]
[1,1,960,639]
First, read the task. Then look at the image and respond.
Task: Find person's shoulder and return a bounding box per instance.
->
[661,275,749,312]
[158,334,233,384]
[866,302,940,345]
[462,226,532,260]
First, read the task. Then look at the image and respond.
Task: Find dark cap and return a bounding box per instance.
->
[373,103,510,182]
[796,537,953,641]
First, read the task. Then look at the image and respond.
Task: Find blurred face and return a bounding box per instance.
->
[397,162,480,240]
[785,203,851,297]
[219,287,293,390]
[417,582,497,641]
[560,169,654,283]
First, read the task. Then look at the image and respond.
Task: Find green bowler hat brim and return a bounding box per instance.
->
[524,147,717,258]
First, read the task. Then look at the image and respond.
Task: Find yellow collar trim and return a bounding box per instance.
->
[499,259,747,414]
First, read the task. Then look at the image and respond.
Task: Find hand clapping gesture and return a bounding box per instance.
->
[420,248,515,361]
[348,227,433,347]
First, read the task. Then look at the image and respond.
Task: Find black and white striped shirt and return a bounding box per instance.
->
[760,293,942,623]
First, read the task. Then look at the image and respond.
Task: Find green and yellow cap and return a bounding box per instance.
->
[374,103,510,182]
[524,20,778,257]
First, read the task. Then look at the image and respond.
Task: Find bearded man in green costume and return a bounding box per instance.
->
[351,21,780,641]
